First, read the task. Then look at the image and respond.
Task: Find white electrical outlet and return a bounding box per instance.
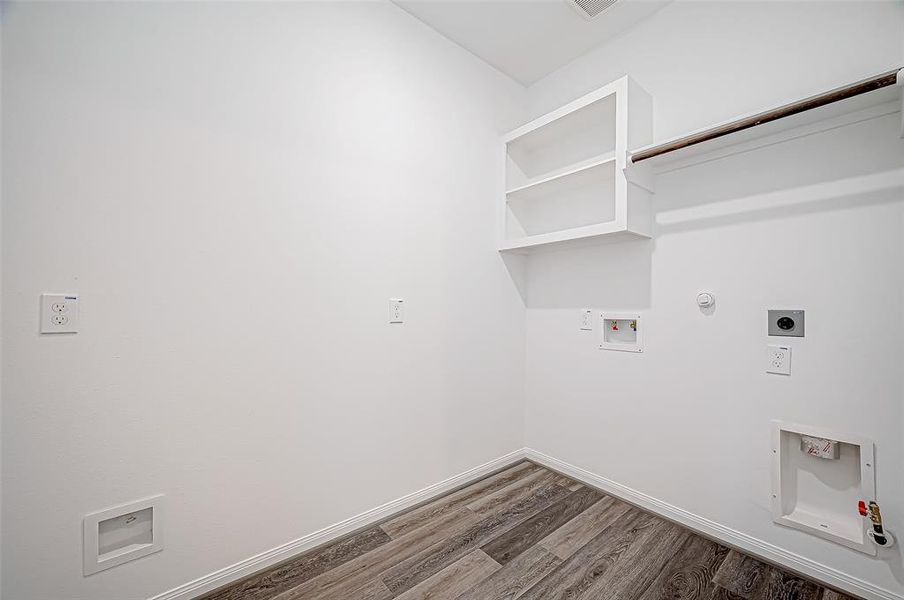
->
[41,294,79,333]
[389,298,404,323]
[580,309,593,331]
[766,344,791,375]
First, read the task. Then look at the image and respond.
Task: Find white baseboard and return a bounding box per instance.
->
[150,447,901,600]
[148,449,527,600]
[523,448,902,600]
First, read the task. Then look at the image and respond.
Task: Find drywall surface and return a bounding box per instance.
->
[0,2,526,599]
[523,0,904,596]
[0,14,4,599]
[527,0,904,141]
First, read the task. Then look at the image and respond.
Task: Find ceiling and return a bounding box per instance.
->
[394,0,671,86]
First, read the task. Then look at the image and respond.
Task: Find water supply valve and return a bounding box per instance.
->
[860,500,895,548]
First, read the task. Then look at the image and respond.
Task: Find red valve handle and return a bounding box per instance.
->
[858,500,868,516]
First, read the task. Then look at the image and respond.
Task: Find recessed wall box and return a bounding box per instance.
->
[772,422,875,554]
[599,313,643,352]
[83,495,164,575]
[768,309,804,337]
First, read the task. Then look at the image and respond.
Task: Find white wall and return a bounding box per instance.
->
[0,2,526,599]
[4,1,904,599]
[0,11,4,597]
[523,0,904,596]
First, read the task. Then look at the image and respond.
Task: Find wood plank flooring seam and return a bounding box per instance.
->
[193,463,861,600]
[196,526,392,600]
[381,462,541,540]
[480,486,604,565]
[380,474,572,595]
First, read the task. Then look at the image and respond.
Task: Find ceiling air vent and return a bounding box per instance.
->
[567,0,619,20]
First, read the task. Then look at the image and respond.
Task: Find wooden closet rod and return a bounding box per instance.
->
[631,68,902,163]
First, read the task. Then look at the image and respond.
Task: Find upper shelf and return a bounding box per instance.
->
[631,68,903,171]
[506,93,617,180]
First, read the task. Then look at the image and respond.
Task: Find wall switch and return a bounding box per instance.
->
[580,309,593,331]
[766,344,791,375]
[40,294,79,333]
[389,298,404,323]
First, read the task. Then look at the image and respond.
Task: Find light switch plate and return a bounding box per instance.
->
[767,344,791,375]
[40,294,79,333]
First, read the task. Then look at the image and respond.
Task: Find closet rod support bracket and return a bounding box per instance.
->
[898,68,904,139]
[624,163,655,194]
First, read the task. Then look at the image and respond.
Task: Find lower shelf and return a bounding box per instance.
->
[498,221,650,252]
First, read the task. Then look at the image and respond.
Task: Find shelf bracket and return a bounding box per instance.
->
[624,162,655,194]
[898,68,904,139]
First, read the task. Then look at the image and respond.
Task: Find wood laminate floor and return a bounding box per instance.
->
[197,461,858,600]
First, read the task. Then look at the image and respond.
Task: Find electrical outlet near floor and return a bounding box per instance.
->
[40,293,79,333]
[580,309,593,331]
[766,344,791,375]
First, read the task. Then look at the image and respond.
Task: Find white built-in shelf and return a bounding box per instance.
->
[499,76,653,253]
[631,68,903,172]
[499,69,903,252]
[499,222,640,252]
[505,152,615,197]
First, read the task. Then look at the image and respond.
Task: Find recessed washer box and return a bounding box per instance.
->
[83,495,164,575]
[771,421,874,554]
[599,313,643,352]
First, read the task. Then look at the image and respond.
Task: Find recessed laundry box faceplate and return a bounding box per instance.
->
[771,421,875,554]
[599,313,643,352]
[83,495,164,575]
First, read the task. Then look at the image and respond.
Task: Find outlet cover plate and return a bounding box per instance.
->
[768,309,804,337]
[40,294,79,333]
[389,298,404,323]
[767,344,791,375]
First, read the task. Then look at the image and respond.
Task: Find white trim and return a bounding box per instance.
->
[147,450,527,600]
[523,448,902,600]
[149,448,903,600]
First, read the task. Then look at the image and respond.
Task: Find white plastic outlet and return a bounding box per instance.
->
[767,344,791,375]
[40,293,79,333]
[389,298,404,324]
[580,309,593,331]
